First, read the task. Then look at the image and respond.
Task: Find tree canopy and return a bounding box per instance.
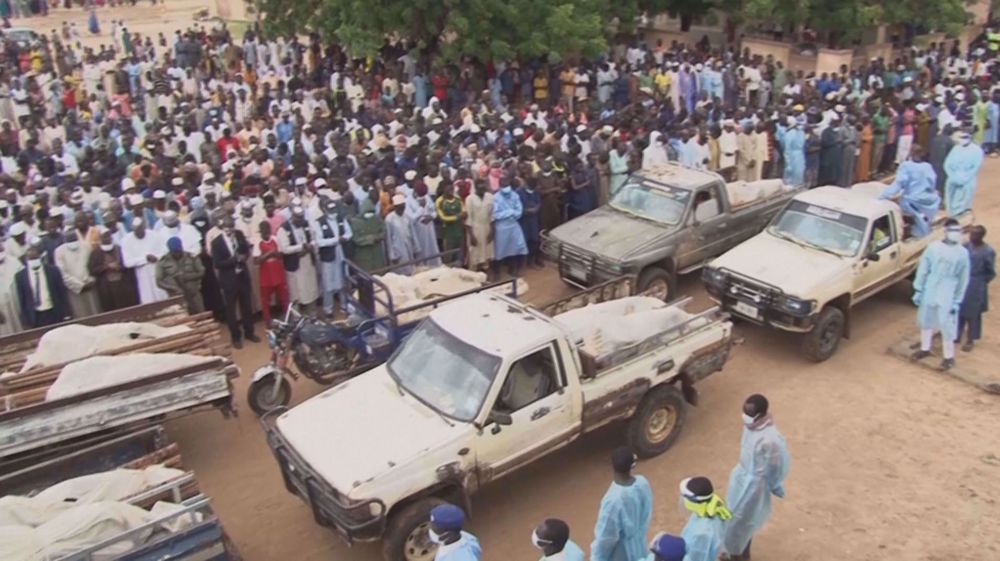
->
[256,0,976,60]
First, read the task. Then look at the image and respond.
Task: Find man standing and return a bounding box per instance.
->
[407,186,441,267]
[385,194,417,274]
[212,218,260,349]
[312,198,353,316]
[0,246,23,336]
[943,130,984,216]
[735,123,758,181]
[957,225,995,352]
[15,242,72,329]
[592,447,653,561]
[277,207,320,308]
[530,519,584,561]
[121,218,167,304]
[492,181,527,278]
[519,177,543,269]
[464,181,494,273]
[678,477,730,561]
[912,219,971,370]
[54,231,101,318]
[779,118,806,186]
[88,228,139,312]
[156,236,205,314]
[429,504,481,561]
[435,182,465,264]
[348,198,387,272]
[253,221,289,325]
[724,394,790,561]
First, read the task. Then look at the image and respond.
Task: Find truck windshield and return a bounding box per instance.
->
[609,181,688,225]
[768,201,868,256]
[387,319,501,422]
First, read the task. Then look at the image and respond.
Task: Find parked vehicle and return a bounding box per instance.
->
[542,163,803,300]
[247,257,518,415]
[261,277,733,561]
[703,184,974,361]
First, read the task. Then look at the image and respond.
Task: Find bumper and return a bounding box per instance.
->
[703,270,816,333]
[542,236,625,287]
[259,408,387,543]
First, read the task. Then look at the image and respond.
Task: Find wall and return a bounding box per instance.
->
[741,37,792,67]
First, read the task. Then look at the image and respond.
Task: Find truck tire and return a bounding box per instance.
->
[638,267,677,302]
[626,385,687,458]
[803,306,845,362]
[246,376,291,416]
[382,497,448,561]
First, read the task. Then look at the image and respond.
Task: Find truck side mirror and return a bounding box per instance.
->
[866,252,881,262]
[490,411,513,426]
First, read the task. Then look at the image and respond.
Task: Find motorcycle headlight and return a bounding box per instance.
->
[778,296,814,316]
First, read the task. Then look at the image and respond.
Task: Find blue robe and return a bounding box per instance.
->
[539,540,585,561]
[879,161,940,238]
[492,188,527,260]
[724,421,790,555]
[591,476,653,561]
[434,532,481,561]
[678,71,695,114]
[779,127,806,187]
[943,142,984,216]
[986,101,1000,146]
[681,513,726,561]
[913,240,971,339]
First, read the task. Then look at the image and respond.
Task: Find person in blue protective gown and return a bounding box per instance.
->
[592,447,654,561]
[911,219,971,370]
[943,130,984,216]
[531,518,585,561]
[878,145,940,238]
[678,476,731,561]
[724,394,790,561]
[429,503,481,561]
[778,117,806,187]
[491,180,527,278]
[644,532,686,561]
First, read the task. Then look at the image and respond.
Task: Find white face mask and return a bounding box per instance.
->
[742,413,757,426]
[363,212,375,219]
[100,243,114,251]
[427,529,444,545]
[531,530,552,550]
[945,230,962,243]
[28,258,42,269]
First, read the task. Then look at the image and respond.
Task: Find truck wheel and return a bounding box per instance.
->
[803,307,845,362]
[638,267,677,302]
[247,376,291,416]
[382,497,448,561]
[626,385,687,458]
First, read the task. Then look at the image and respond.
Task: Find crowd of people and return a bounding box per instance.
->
[428,394,790,561]
[0,19,997,345]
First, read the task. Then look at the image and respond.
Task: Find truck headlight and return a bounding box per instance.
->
[702,268,726,286]
[778,296,814,316]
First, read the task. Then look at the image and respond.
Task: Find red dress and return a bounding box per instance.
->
[257,238,285,287]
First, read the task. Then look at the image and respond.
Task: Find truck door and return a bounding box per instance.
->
[852,213,902,302]
[475,344,578,483]
[683,183,730,267]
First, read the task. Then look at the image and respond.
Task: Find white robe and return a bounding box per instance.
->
[277,225,320,305]
[406,197,441,267]
[55,244,102,319]
[0,256,23,336]
[121,231,169,304]
[154,223,204,257]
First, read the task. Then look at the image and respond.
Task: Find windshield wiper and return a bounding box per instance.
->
[428,404,455,428]
[770,229,845,258]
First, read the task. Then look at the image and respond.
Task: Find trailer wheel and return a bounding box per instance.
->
[383,497,448,561]
[803,306,845,362]
[247,376,291,416]
[626,385,687,458]
[638,267,676,302]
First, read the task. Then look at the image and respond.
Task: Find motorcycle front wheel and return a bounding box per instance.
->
[247,375,292,416]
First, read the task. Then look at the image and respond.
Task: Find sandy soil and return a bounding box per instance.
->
[14,6,1000,559]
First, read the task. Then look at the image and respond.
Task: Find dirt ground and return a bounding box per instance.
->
[15,6,1000,559]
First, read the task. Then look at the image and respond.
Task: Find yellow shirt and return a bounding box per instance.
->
[655,72,671,94]
[533,77,549,100]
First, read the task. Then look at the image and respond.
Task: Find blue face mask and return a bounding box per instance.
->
[502,186,513,193]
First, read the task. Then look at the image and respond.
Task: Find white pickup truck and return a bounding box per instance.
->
[261,279,733,561]
[702,185,972,361]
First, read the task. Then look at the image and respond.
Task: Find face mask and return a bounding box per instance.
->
[28,258,42,269]
[100,243,114,251]
[427,529,443,545]
[742,413,756,426]
[502,186,513,193]
[363,212,375,219]
[945,230,962,243]
[531,530,552,550]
